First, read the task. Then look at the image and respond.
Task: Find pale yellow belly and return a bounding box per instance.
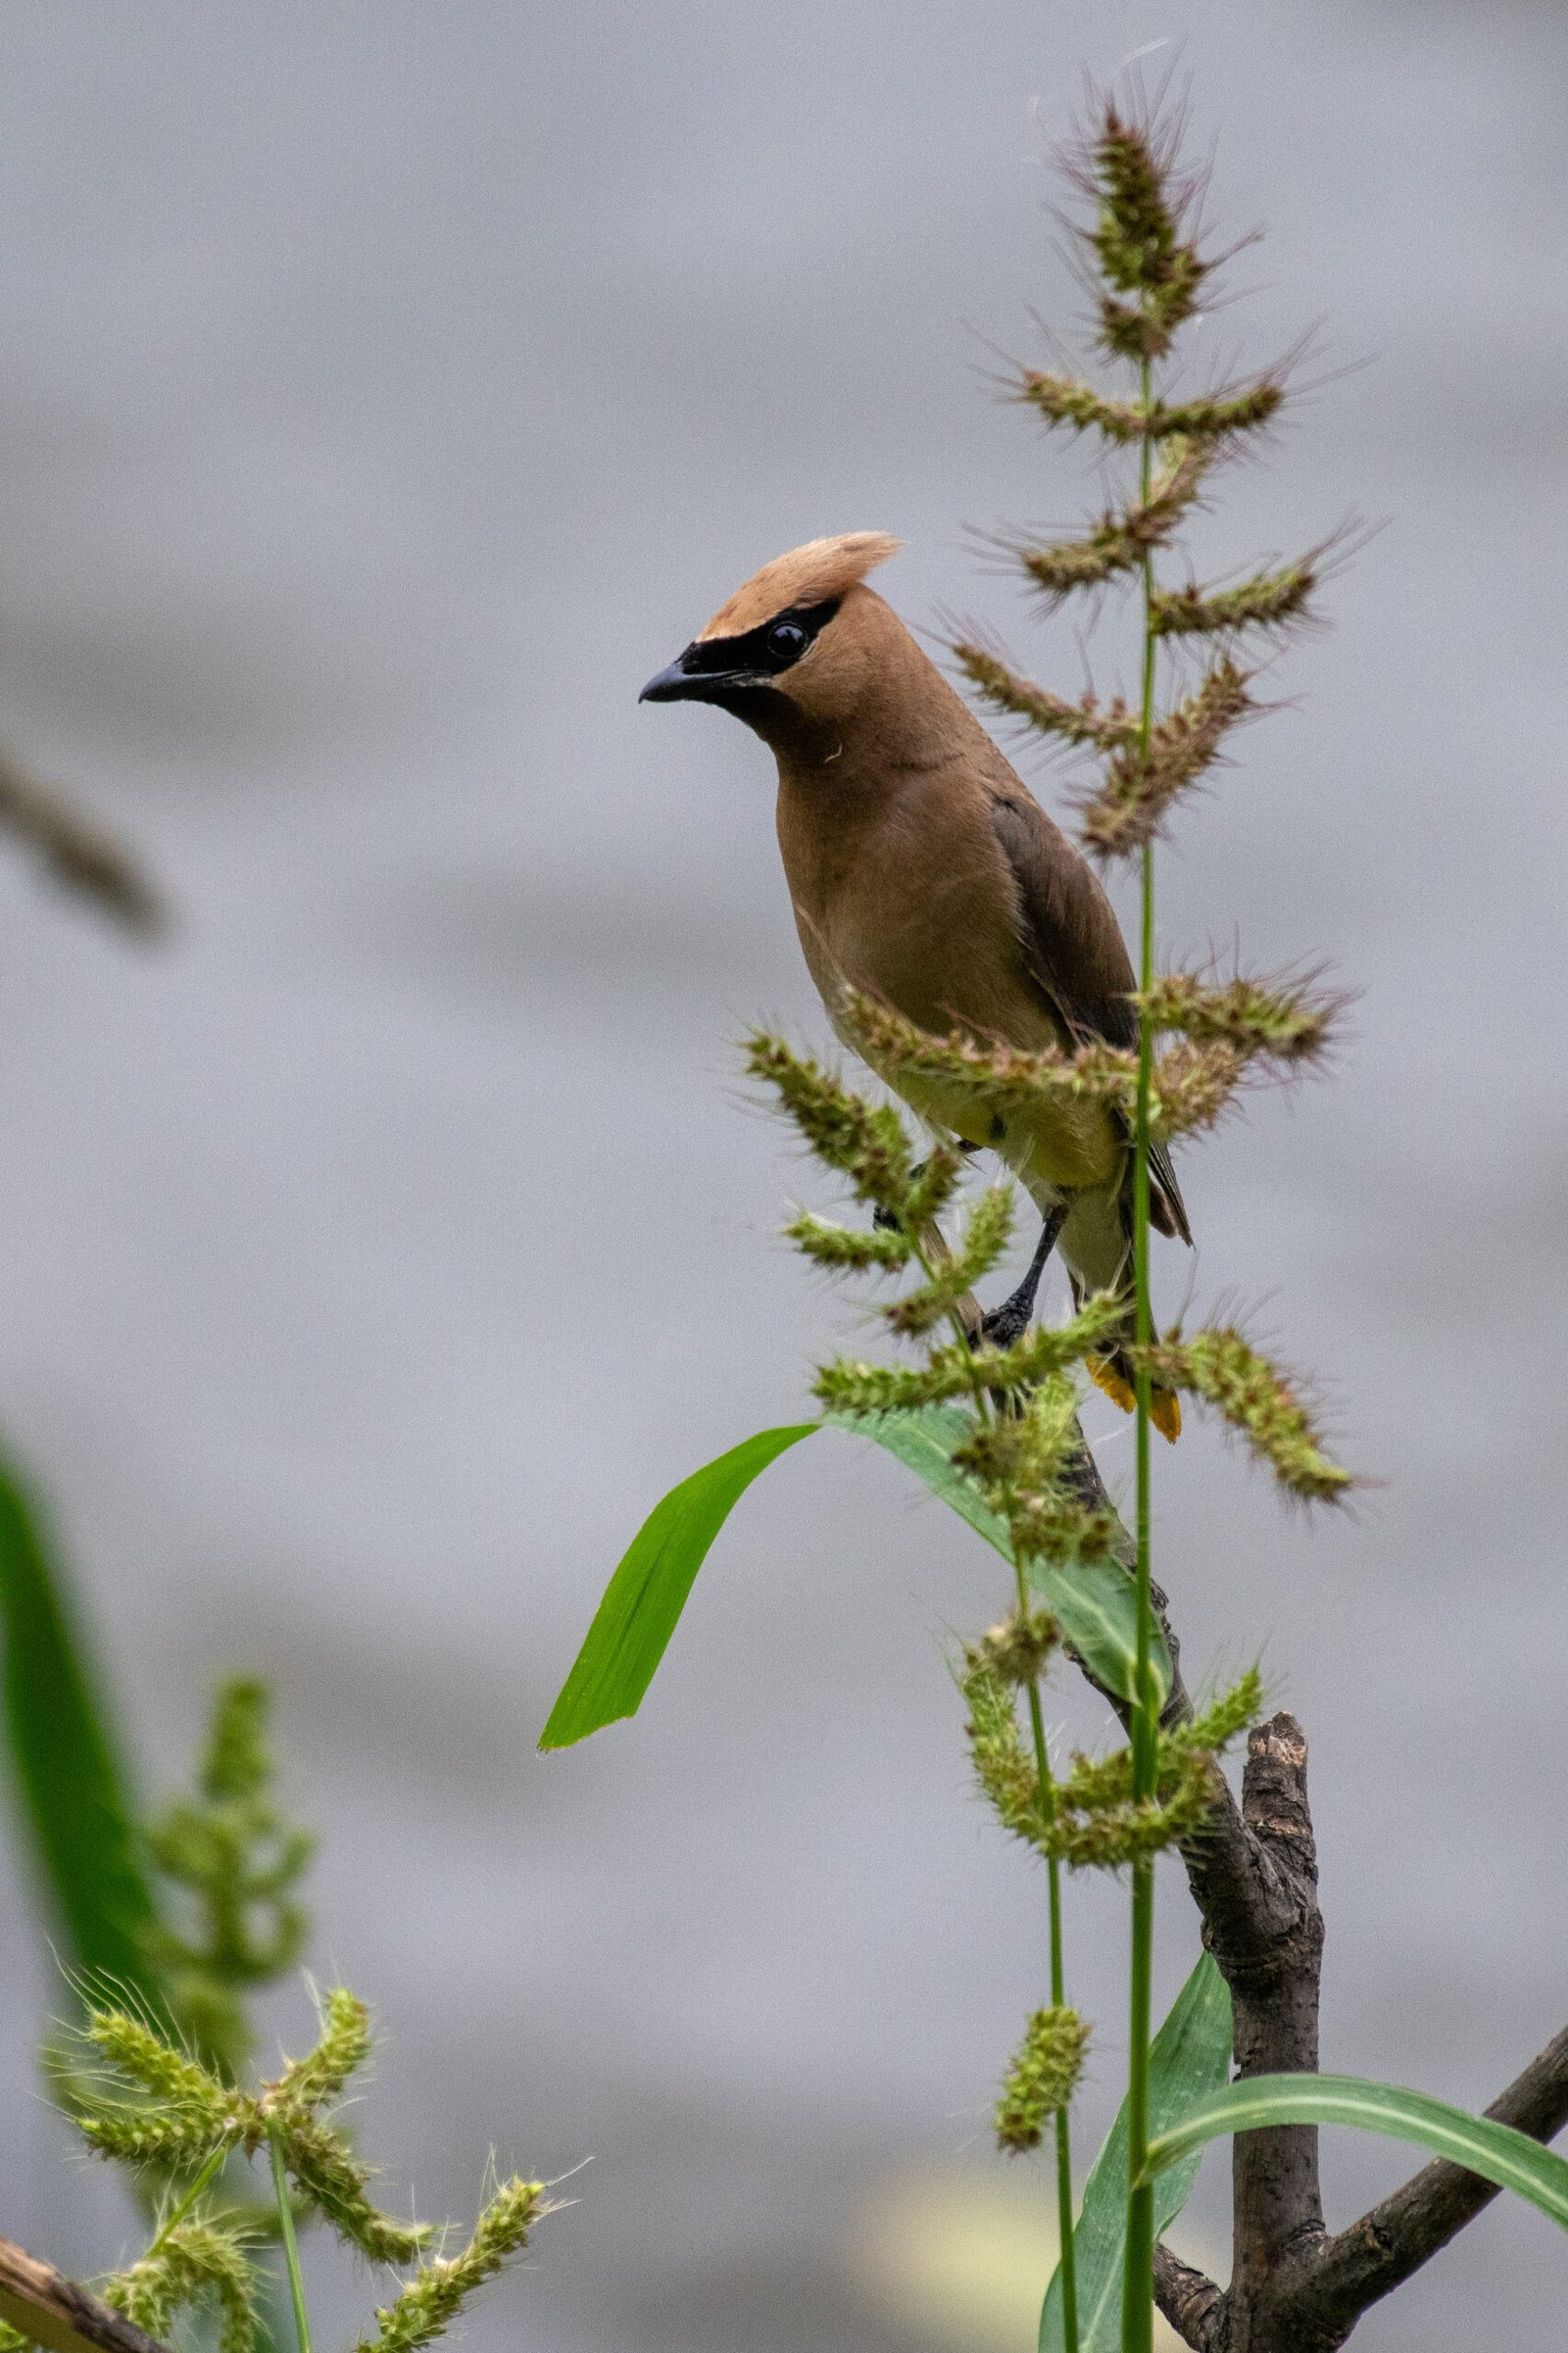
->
[836,1021,1122,1197]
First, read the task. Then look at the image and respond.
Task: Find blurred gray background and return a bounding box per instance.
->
[1,4,1565,2347]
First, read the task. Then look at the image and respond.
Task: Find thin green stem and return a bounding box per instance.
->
[916,1179,1072,2330]
[924,1193,1075,2328]
[1049,1850,1078,2353]
[1121,361,1161,2353]
[145,2140,230,2258]
[1123,1855,1155,2349]
[1013,1553,1079,2353]
[268,2117,313,2353]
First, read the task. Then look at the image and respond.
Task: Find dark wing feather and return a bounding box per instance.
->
[990,795,1193,1245]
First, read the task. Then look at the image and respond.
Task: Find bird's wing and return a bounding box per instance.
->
[989,793,1193,1245]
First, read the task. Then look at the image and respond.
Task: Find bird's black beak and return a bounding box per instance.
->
[640,644,757,706]
[639,653,706,704]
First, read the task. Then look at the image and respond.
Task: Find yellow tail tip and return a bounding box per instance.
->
[1085,1354,1136,1415]
[1085,1356,1182,1444]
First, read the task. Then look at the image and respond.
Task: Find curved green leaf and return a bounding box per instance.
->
[831,1405,1168,1704]
[1041,1952,1231,2351]
[1023,1552,1169,1709]
[1142,2073,1568,2232]
[539,1425,816,1749]
[0,1450,162,2003]
[824,1402,1011,1552]
[542,1399,1164,1751]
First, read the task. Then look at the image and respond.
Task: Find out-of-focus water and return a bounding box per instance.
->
[1,5,1566,2346]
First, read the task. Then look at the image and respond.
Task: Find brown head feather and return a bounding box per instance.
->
[699,532,901,639]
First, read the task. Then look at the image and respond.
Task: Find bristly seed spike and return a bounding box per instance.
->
[1135,1326,1353,1501]
[1138,969,1347,1068]
[1014,437,1213,604]
[1015,371,1284,447]
[950,640,1138,752]
[1152,554,1318,639]
[1077,659,1255,858]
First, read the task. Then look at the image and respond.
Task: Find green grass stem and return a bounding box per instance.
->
[268,2117,314,2353]
[1013,1554,1080,2353]
[144,2140,230,2259]
[1121,361,1160,2353]
[937,1199,1078,2350]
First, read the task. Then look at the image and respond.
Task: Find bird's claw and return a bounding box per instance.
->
[978,1299,1032,1350]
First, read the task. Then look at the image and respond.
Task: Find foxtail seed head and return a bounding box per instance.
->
[995,2007,1090,2154]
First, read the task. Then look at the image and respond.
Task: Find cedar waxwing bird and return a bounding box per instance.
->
[640,532,1192,1439]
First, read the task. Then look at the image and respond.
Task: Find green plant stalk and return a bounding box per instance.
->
[1121,362,1160,2353]
[916,1201,1078,2346]
[268,2117,313,2353]
[143,2140,229,2259]
[1014,1554,1080,2353]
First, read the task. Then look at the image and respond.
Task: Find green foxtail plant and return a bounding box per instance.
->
[39,1674,318,2240]
[542,74,1568,2353]
[946,90,1350,2350]
[143,1676,316,2082]
[744,1027,1271,2352]
[6,1983,551,2353]
[4,1674,558,2353]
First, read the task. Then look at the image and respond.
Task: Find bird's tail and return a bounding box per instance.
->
[1057,1188,1182,1443]
[1083,1348,1182,1445]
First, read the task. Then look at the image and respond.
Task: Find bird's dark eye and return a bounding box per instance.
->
[765,619,808,666]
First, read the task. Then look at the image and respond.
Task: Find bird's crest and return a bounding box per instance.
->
[699,532,901,640]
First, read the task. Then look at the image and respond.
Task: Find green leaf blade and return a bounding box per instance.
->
[543,1397,1167,1750]
[829,1404,1168,1704]
[1025,1552,1170,1710]
[538,1425,817,1749]
[0,1451,163,2005]
[1041,1951,1232,2352]
[1144,2072,1568,2233]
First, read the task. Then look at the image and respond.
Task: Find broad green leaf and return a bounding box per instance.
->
[542,1401,1164,1751]
[539,1425,816,1749]
[831,1405,1169,1704]
[1142,2072,1568,2233]
[1023,1552,1169,1710]
[1041,1951,1232,2352]
[824,1402,1012,1553]
[0,1450,162,2003]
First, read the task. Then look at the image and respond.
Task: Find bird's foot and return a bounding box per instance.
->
[979,1289,1036,1350]
[975,1202,1068,1353]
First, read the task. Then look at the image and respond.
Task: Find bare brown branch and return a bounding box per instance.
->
[1278,2023,1568,2345]
[0,2237,172,2353]
[1152,2242,1224,2349]
[1057,1512,1568,2349]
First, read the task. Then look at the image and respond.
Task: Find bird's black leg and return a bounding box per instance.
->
[980,1203,1067,1348]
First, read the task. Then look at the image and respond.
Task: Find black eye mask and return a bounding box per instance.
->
[674,597,842,680]
[641,598,842,711]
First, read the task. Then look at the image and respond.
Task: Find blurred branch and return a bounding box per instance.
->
[0,746,166,937]
[0,2236,172,2353]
